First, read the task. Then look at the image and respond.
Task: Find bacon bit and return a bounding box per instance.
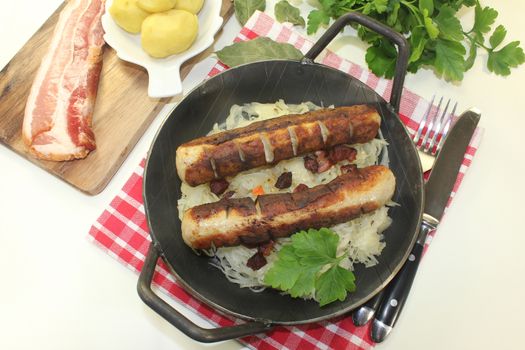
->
[222,190,235,199]
[252,185,265,196]
[340,164,358,174]
[315,150,332,173]
[210,179,229,196]
[293,183,309,193]
[329,145,357,163]
[304,146,357,174]
[259,240,275,256]
[246,241,275,270]
[246,251,267,270]
[275,172,292,189]
[303,155,319,173]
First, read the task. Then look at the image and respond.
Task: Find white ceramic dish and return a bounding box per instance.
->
[101,0,223,98]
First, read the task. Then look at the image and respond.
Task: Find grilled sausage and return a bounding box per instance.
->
[181,165,395,249]
[176,105,381,186]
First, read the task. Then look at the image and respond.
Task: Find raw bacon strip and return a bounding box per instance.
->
[23,0,106,161]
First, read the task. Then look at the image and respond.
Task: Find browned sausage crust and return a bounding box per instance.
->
[181,165,395,249]
[176,105,381,186]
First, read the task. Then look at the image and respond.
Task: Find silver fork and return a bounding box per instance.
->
[413,96,458,172]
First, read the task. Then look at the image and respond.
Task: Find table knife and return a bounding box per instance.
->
[370,109,480,342]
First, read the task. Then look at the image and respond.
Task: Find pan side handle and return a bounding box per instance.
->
[137,244,273,343]
[303,12,409,113]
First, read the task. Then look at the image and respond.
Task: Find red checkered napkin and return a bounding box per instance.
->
[89,11,482,350]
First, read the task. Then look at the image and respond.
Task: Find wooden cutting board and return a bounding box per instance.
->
[0,0,234,195]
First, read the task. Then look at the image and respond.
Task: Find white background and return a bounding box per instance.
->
[0,1,524,349]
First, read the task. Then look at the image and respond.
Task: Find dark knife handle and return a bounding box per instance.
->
[371,243,423,342]
[371,219,436,343]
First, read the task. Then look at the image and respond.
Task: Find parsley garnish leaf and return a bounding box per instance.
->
[489,24,507,49]
[472,4,498,35]
[316,265,356,306]
[373,0,388,14]
[263,228,356,306]
[409,27,428,64]
[419,0,434,17]
[300,0,524,81]
[464,37,478,71]
[434,6,463,42]
[307,9,331,35]
[487,41,525,76]
[263,244,301,291]
[435,39,466,81]
[365,39,397,78]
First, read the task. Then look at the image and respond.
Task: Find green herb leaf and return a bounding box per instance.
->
[365,40,397,78]
[419,0,434,17]
[264,228,356,306]
[264,245,301,290]
[358,26,382,43]
[288,265,320,298]
[489,24,507,49]
[472,4,498,35]
[387,2,400,26]
[464,37,478,71]
[409,27,428,64]
[487,41,525,76]
[362,2,373,15]
[434,39,466,81]
[263,245,302,291]
[234,0,265,26]
[373,0,388,14]
[434,6,463,41]
[316,265,356,306]
[408,49,435,73]
[423,12,440,40]
[305,0,524,81]
[275,0,305,27]
[215,37,303,67]
[307,9,331,35]
[292,228,338,265]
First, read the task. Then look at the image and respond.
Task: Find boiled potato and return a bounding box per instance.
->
[141,10,198,58]
[137,0,177,13]
[109,0,150,34]
[174,0,204,14]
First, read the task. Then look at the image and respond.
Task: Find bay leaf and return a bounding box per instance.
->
[234,0,266,25]
[275,0,305,27]
[216,37,303,67]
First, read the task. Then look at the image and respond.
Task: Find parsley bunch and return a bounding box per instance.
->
[307,0,524,81]
[264,228,356,306]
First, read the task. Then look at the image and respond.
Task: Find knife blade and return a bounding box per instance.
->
[370,109,480,343]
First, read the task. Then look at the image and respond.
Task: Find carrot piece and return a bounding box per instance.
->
[252,185,265,196]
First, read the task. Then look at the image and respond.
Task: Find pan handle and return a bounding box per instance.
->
[303,12,409,113]
[137,243,273,343]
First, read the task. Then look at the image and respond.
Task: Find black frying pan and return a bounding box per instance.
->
[138,13,424,343]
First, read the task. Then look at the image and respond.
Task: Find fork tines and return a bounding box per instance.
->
[413,96,458,156]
